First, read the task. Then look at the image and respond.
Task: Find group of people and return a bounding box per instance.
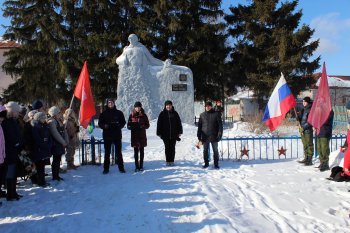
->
[98,99,223,174]
[298,96,349,175]
[0,99,79,204]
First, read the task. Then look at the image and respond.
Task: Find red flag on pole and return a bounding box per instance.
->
[307,62,332,135]
[73,61,96,128]
[342,131,350,176]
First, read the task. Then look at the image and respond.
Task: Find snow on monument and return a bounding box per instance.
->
[116,34,194,124]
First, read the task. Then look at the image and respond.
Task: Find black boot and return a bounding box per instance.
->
[202,160,209,168]
[320,163,330,172]
[304,156,313,166]
[6,179,20,201]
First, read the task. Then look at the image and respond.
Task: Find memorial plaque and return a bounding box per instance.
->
[179,74,187,81]
[172,84,187,91]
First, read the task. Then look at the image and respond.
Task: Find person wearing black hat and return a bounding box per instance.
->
[156,100,183,166]
[197,101,223,169]
[127,102,150,172]
[32,100,45,112]
[98,98,126,174]
[298,96,314,166]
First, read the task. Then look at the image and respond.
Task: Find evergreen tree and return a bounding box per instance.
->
[2,0,65,105]
[133,0,231,101]
[225,0,320,107]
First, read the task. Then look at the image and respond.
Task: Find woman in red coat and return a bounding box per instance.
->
[127,102,150,172]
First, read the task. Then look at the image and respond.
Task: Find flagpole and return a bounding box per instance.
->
[69,95,75,109]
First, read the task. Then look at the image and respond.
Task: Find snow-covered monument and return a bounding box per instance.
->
[116,34,194,124]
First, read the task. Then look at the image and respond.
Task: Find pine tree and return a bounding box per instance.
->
[133,0,231,101]
[2,0,66,105]
[225,0,320,107]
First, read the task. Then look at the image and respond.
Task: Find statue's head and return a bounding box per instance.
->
[128,34,138,45]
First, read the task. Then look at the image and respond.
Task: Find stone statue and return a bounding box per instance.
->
[116,34,194,123]
[116,34,164,67]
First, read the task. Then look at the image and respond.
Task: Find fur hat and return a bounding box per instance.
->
[48,106,61,117]
[0,105,7,118]
[134,101,142,108]
[346,101,350,110]
[33,112,47,121]
[303,97,312,104]
[5,101,21,113]
[164,100,173,106]
[27,110,38,119]
[205,101,213,107]
[32,100,43,110]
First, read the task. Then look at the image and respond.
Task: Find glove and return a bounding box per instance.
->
[299,127,304,135]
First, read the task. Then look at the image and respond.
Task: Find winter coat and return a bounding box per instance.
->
[98,106,126,140]
[23,121,36,160]
[157,107,183,140]
[299,104,313,133]
[65,116,79,146]
[2,117,23,165]
[197,109,223,143]
[0,125,5,164]
[32,121,52,162]
[317,110,334,138]
[48,117,69,156]
[127,109,150,148]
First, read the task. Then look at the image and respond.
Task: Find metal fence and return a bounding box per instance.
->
[219,134,347,161]
[79,134,347,165]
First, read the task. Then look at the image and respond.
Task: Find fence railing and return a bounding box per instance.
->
[219,134,346,161]
[79,134,347,164]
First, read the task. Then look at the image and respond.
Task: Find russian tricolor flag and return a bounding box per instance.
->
[262,73,296,131]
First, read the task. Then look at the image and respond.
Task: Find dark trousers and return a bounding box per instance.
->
[0,163,5,190]
[134,147,144,169]
[103,138,124,171]
[203,141,219,166]
[52,154,62,180]
[35,160,46,185]
[162,139,176,162]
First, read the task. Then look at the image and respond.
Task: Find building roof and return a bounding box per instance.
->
[0,40,20,49]
[312,72,350,88]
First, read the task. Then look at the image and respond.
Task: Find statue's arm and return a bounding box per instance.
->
[116,47,129,66]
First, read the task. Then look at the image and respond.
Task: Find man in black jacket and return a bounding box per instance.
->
[197,101,223,169]
[98,99,126,174]
[298,97,314,166]
[156,100,183,166]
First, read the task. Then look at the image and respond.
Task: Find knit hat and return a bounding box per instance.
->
[303,97,312,104]
[32,100,43,110]
[27,110,38,119]
[205,101,213,107]
[134,101,142,108]
[164,100,173,106]
[33,112,47,121]
[48,106,61,117]
[0,105,7,118]
[346,101,350,110]
[5,101,21,113]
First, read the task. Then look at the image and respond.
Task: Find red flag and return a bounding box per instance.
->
[342,131,350,176]
[307,62,332,135]
[73,61,96,128]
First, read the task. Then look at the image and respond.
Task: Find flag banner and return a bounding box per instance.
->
[73,61,96,128]
[262,73,297,131]
[342,131,350,176]
[307,62,332,135]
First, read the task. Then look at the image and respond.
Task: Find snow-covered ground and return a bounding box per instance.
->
[1,121,350,233]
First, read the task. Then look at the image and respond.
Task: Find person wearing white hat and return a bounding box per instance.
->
[47,106,68,181]
[3,101,23,201]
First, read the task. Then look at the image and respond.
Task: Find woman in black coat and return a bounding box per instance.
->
[32,112,52,187]
[156,100,183,166]
[2,101,23,201]
[127,102,150,172]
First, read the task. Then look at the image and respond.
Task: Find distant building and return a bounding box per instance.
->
[0,39,20,95]
[298,73,350,105]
